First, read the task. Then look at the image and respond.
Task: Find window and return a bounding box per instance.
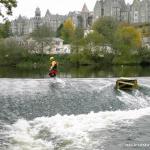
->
[56,41,60,45]
[56,48,60,51]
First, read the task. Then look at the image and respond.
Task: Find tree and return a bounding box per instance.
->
[85,31,104,46]
[0,0,17,18]
[56,23,63,37]
[113,25,142,64]
[0,39,28,66]
[61,17,75,44]
[70,37,86,65]
[0,21,11,38]
[74,27,84,39]
[93,17,118,44]
[70,31,105,65]
[84,31,105,63]
[113,25,142,52]
[30,25,54,55]
[31,24,54,39]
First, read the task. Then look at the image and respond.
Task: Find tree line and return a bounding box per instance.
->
[58,17,150,65]
[0,0,150,67]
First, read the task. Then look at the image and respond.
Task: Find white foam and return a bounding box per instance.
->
[49,78,66,88]
[6,107,150,150]
[117,90,150,108]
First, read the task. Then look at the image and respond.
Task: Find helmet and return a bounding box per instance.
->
[50,57,54,61]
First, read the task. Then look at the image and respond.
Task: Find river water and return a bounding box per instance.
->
[0,65,150,78]
[0,77,150,150]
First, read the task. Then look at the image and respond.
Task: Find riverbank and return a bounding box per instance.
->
[1,53,150,69]
[0,64,150,78]
[0,54,71,69]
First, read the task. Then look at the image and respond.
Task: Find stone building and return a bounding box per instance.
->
[11,1,150,36]
[130,0,150,23]
[68,3,93,29]
[93,0,150,24]
[94,0,130,22]
[10,4,94,36]
[11,7,67,36]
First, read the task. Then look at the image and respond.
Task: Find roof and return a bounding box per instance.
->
[45,9,51,18]
[52,38,64,42]
[82,3,89,12]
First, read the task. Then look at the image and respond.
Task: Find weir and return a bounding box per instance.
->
[0,78,150,150]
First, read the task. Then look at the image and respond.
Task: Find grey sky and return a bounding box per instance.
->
[10,0,133,19]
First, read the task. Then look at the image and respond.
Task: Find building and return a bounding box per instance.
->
[68,3,93,29]
[11,4,93,36]
[11,1,150,36]
[130,0,150,23]
[11,7,67,36]
[94,0,130,22]
[51,38,71,54]
[94,0,150,24]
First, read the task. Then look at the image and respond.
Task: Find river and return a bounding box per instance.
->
[0,65,150,78]
[0,76,150,150]
[0,66,150,150]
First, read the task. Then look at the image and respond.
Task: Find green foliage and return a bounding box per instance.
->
[30,25,54,54]
[71,27,113,65]
[49,54,70,65]
[70,17,144,65]
[70,49,91,65]
[112,25,142,64]
[31,25,54,39]
[0,0,17,18]
[56,23,63,37]
[93,17,118,43]
[0,21,11,38]
[69,27,85,65]
[74,27,84,39]
[85,31,104,45]
[113,25,141,51]
[16,54,50,69]
[84,32,105,63]
[77,16,83,28]
[61,18,75,44]
[113,52,139,65]
[70,31,106,65]
[135,24,150,37]
[138,47,150,65]
[0,39,29,66]
[70,38,86,65]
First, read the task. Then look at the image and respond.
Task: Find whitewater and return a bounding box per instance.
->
[0,78,150,150]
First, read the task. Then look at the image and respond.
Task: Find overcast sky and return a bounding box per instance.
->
[9,0,133,20]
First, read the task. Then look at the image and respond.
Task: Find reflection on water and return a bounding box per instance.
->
[0,65,150,78]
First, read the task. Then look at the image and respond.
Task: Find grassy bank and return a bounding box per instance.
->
[0,38,150,69]
[1,53,150,70]
[15,54,71,69]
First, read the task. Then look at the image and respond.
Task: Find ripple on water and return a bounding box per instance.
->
[3,107,150,150]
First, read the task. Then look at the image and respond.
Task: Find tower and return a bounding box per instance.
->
[81,3,90,29]
[35,7,41,18]
[130,0,140,23]
[45,9,51,18]
[94,0,104,21]
[35,7,41,28]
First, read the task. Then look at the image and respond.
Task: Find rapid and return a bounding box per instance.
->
[0,78,150,150]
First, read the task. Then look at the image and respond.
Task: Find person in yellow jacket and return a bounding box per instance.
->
[49,57,58,77]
